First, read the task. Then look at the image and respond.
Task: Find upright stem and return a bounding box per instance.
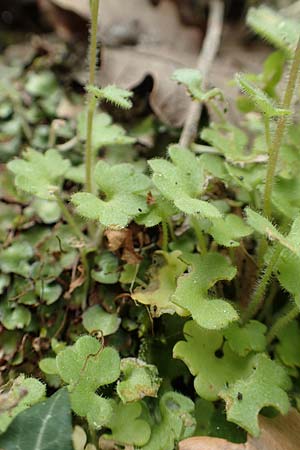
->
[85,0,100,193]
[54,192,85,241]
[267,303,299,344]
[190,216,207,254]
[242,245,282,323]
[263,37,300,218]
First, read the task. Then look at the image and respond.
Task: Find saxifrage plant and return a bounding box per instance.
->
[1,3,300,449]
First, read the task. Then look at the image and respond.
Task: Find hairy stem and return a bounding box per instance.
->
[243,245,282,322]
[54,192,85,241]
[267,303,299,344]
[179,0,224,148]
[263,37,300,218]
[190,216,207,254]
[85,0,100,193]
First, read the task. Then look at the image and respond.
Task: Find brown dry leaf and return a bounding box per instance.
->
[179,409,300,450]
[105,227,142,264]
[40,0,269,126]
[64,264,85,299]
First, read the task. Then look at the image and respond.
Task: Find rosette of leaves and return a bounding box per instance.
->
[72,161,151,228]
[7,148,70,199]
[172,253,238,330]
[149,145,221,219]
[55,335,120,428]
[117,358,161,403]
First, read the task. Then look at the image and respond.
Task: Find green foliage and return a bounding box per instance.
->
[77,111,135,150]
[72,160,150,228]
[82,305,121,336]
[149,145,221,218]
[247,6,300,56]
[117,358,161,403]
[220,353,291,436]
[172,253,238,329]
[8,148,70,199]
[87,84,133,109]
[104,401,151,447]
[0,375,46,433]
[56,335,120,428]
[142,392,195,450]
[2,2,300,446]
[235,74,290,117]
[174,321,251,401]
[132,251,187,316]
[0,388,73,450]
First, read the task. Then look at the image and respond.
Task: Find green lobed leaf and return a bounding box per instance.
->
[8,148,70,200]
[172,68,223,103]
[132,251,187,317]
[220,353,291,436]
[247,6,300,56]
[82,305,121,336]
[104,401,151,447]
[173,320,251,401]
[275,320,300,368]
[87,84,133,109]
[77,111,135,150]
[235,73,290,117]
[117,358,161,403]
[0,388,73,450]
[142,392,196,450]
[172,253,238,330]
[72,161,150,228]
[224,321,267,357]
[0,241,33,277]
[208,214,252,247]
[56,335,120,428]
[91,252,119,284]
[0,375,46,433]
[149,145,221,219]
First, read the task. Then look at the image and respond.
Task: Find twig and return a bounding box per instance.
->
[179,0,224,148]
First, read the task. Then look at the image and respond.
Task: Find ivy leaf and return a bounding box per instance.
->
[77,111,135,150]
[224,321,267,357]
[220,353,291,436]
[235,74,290,117]
[149,145,221,219]
[39,358,58,375]
[56,335,120,428]
[172,253,238,330]
[247,6,300,56]
[172,68,223,103]
[173,321,251,401]
[0,375,46,433]
[0,388,73,450]
[275,320,300,368]
[72,161,150,228]
[104,401,151,447]
[132,251,187,317]
[82,305,121,336]
[87,84,133,109]
[142,392,195,450]
[208,214,252,247]
[117,358,161,403]
[8,148,70,200]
